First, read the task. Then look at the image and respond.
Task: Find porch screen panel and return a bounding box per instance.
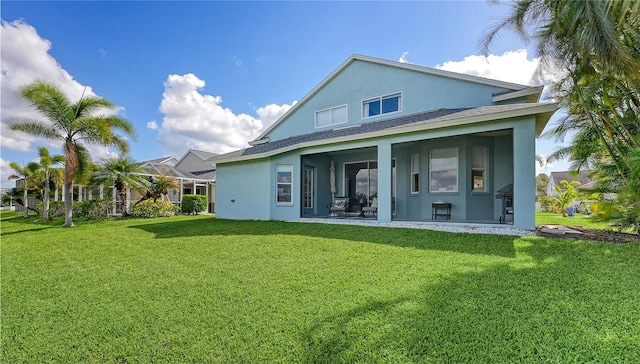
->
[429,148,458,193]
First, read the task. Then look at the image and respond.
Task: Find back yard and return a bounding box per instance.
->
[2,212,639,363]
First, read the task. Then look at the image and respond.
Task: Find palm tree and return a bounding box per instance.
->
[148,174,179,202]
[481,0,640,81]
[552,180,581,217]
[8,161,41,218]
[9,81,135,227]
[90,157,149,215]
[36,147,65,220]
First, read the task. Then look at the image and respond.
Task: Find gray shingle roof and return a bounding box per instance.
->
[210,108,470,161]
[208,103,556,163]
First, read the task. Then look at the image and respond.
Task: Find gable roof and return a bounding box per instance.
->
[139,156,178,166]
[177,149,220,164]
[253,54,536,143]
[208,102,557,164]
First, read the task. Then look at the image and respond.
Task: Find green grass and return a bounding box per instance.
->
[2,214,639,363]
[536,211,611,230]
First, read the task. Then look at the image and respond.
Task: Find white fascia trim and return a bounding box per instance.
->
[492,86,544,103]
[253,54,529,142]
[216,103,558,165]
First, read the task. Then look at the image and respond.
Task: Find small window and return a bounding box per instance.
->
[276,165,293,204]
[471,148,487,192]
[363,93,401,118]
[315,105,347,128]
[410,153,419,194]
[429,148,458,193]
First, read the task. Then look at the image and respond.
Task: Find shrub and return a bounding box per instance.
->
[36,201,65,218]
[131,200,176,218]
[539,196,556,212]
[77,198,113,220]
[181,194,208,215]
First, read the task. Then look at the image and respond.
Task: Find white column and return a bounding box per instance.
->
[99,187,104,199]
[61,185,65,202]
[54,187,59,201]
[78,186,83,202]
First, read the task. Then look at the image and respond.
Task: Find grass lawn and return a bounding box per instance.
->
[536,211,611,230]
[2,212,639,363]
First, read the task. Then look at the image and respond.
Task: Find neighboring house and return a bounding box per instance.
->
[546,170,595,196]
[12,149,218,214]
[132,149,218,213]
[206,54,558,230]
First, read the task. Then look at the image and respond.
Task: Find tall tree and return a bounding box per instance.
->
[36,147,65,220]
[7,161,41,218]
[90,157,149,215]
[9,81,135,227]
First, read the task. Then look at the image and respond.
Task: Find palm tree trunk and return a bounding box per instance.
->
[22,187,28,219]
[64,179,74,227]
[43,171,50,220]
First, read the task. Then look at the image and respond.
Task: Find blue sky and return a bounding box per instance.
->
[1,1,567,187]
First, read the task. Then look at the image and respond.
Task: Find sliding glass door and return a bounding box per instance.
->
[344,161,378,205]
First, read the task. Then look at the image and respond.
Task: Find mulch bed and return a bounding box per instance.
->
[536,225,639,243]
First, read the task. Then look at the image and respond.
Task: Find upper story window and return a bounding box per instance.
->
[362,92,402,119]
[315,105,347,128]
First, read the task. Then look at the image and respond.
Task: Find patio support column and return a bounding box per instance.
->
[61,185,65,202]
[513,122,536,230]
[78,186,82,202]
[377,142,392,222]
[54,187,59,201]
[99,187,104,199]
[205,181,209,213]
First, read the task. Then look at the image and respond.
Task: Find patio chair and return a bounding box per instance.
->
[362,197,378,217]
[330,197,351,217]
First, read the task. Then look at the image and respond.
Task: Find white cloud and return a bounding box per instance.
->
[399,51,411,64]
[155,73,295,157]
[0,20,125,161]
[98,48,107,58]
[0,157,14,184]
[435,49,539,85]
[146,121,159,130]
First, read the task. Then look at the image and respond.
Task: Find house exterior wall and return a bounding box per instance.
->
[217,115,537,229]
[216,160,271,220]
[265,60,513,142]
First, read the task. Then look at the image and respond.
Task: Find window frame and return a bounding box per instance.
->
[410,153,419,194]
[471,147,488,193]
[362,92,402,119]
[315,104,347,128]
[429,147,459,193]
[276,164,293,205]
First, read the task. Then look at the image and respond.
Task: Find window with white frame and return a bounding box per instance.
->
[276,165,293,204]
[410,153,419,194]
[362,92,401,118]
[471,147,487,192]
[429,148,458,193]
[315,105,347,128]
